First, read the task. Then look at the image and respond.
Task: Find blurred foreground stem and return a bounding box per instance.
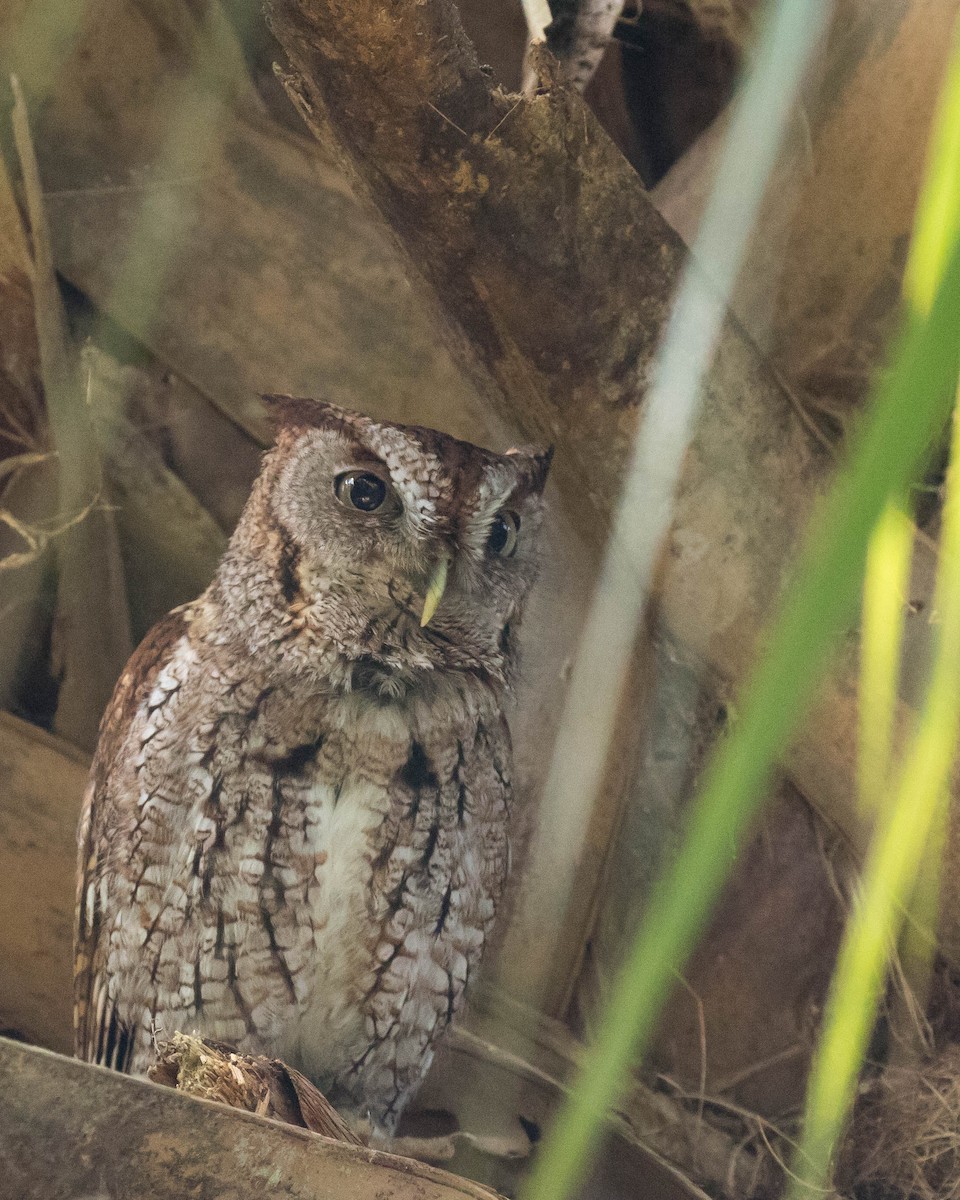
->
[522,1,960,1196]
[789,394,960,1194]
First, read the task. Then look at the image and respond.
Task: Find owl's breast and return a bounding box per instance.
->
[100,658,511,1117]
[281,690,512,1108]
[273,757,398,1066]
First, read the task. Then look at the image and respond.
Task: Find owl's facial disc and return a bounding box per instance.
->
[262,400,551,678]
[331,461,446,627]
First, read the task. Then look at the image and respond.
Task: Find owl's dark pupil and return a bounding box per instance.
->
[488,514,511,554]
[348,473,386,511]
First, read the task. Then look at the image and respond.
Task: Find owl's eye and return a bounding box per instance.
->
[335,470,390,512]
[487,510,520,557]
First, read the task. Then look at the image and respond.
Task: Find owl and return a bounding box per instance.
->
[74,396,551,1133]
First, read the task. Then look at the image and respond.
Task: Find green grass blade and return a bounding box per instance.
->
[903,20,960,315]
[789,396,960,1195]
[855,6,960,826]
[852,11,960,1068]
[892,793,948,1055]
[786,21,960,1188]
[858,497,913,814]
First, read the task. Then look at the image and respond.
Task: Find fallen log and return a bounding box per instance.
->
[0,1038,506,1200]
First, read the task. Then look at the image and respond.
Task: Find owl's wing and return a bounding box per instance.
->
[73,607,191,1069]
[74,776,136,1070]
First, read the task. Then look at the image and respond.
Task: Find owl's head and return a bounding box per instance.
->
[254,396,552,692]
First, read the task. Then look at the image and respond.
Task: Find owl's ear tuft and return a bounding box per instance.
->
[506,443,554,494]
[262,395,345,438]
[534,443,555,481]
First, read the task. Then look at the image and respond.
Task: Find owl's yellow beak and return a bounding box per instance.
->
[420,557,449,628]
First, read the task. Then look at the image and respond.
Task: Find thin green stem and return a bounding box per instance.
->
[789,398,960,1194]
[858,498,913,815]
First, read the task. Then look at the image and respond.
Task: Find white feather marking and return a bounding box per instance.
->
[282,768,392,1075]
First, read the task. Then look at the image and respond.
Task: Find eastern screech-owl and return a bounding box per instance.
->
[74,396,551,1132]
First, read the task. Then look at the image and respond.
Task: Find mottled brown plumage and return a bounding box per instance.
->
[74,397,550,1132]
